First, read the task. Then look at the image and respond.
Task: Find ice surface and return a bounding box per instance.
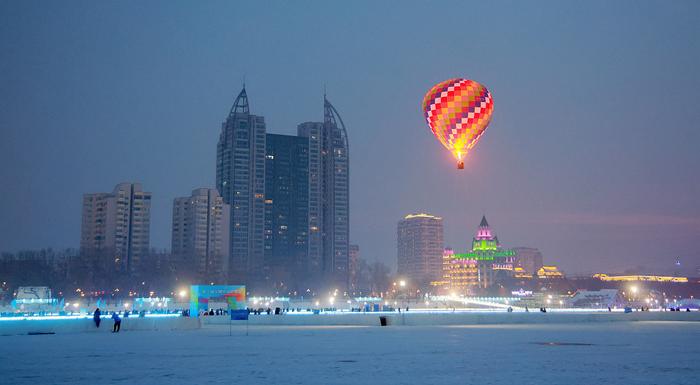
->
[1,321,698,385]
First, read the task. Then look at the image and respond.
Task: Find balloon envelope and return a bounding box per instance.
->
[422,78,493,165]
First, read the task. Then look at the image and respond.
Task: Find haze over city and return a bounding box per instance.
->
[3,3,700,385]
[1,0,699,275]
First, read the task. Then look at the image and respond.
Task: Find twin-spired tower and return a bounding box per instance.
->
[216,87,350,290]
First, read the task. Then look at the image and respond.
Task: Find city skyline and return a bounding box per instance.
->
[213,85,351,289]
[1,1,699,276]
[2,4,699,385]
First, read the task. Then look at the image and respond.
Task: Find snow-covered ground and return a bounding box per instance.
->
[1,321,698,385]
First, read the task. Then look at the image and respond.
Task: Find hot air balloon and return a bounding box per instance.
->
[422,78,494,169]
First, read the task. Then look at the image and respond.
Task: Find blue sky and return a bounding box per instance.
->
[1,0,698,274]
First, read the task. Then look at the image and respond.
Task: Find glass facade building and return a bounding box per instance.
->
[264,133,309,290]
[298,96,350,289]
[216,87,266,284]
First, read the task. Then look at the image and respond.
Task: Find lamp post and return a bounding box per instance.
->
[397,279,408,310]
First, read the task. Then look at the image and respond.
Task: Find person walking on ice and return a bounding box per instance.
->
[93,308,101,328]
[111,312,121,333]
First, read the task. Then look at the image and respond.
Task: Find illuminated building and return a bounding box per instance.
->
[397,213,444,288]
[464,216,515,288]
[264,134,309,289]
[171,188,230,283]
[537,265,564,279]
[513,267,533,279]
[438,248,479,292]
[592,274,688,283]
[512,247,543,278]
[428,249,453,289]
[297,95,350,288]
[216,86,266,284]
[80,182,151,274]
[435,216,515,292]
[431,249,452,288]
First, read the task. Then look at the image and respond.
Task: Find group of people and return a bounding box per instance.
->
[93,308,143,332]
[668,307,692,312]
[200,308,228,316]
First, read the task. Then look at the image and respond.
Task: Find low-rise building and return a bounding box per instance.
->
[537,265,564,279]
[568,289,623,308]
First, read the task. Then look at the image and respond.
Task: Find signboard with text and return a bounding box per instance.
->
[189,285,246,317]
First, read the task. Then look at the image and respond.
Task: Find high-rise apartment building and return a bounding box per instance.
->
[171,188,230,283]
[216,87,266,284]
[397,213,444,288]
[348,244,360,291]
[264,134,309,289]
[297,121,323,277]
[80,182,151,274]
[297,96,350,288]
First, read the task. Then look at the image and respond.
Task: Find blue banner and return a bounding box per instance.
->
[230,309,250,321]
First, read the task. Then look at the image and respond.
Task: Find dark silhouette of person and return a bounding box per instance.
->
[111,312,121,333]
[93,308,101,328]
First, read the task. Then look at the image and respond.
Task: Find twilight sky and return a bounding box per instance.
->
[1,1,699,275]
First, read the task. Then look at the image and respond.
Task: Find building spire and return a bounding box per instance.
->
[475,215,494,241]
[480,215,489,228]
[229,86,249,117]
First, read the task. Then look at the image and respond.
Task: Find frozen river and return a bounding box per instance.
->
[1,321,698,384]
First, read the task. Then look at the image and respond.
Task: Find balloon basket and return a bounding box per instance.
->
[457,161,464,169]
